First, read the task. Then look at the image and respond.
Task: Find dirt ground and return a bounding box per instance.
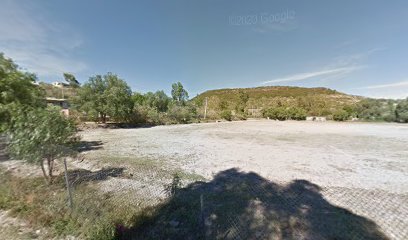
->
[80,120,408,239]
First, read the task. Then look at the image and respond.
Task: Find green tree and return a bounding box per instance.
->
[0,53,45,131]
[7,106,77,184]
[132,92,146,106]
[144,91,171,112]
[171,82,189,104]
[75,73,133,123]
[395,98,408,123]
[63,72,80,88]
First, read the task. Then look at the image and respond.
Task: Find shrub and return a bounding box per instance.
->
[167,104,197,124]
[333,110,350,121]
[262,107,307,121]
[395,98,408,123]
[220,110,232,121]
[287,107,307,120]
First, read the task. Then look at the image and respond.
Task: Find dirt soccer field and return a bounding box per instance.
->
[79,120,408,239]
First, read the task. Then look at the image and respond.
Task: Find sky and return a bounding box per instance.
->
[1,0,408,99]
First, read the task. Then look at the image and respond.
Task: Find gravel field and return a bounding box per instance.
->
[80,120,408,239]
[81,120,408,192]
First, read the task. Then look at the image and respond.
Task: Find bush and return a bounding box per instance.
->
[167,104,197,124]
[287,107,307,120]
[262,107,306,121]
[220,110,232,121]
[146,108,167,125]
[395,98,408,123]
[333,110,350,121]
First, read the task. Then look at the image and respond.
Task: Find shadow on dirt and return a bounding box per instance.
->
[75,140,104,153]
[120,168,389,240]
[66,167,124,186]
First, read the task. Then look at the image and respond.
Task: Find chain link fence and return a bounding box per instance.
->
[0,135,407,240]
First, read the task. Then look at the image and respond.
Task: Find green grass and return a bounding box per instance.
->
[88,154,206,182]
[0,167,147,239]
[0,157,205,239]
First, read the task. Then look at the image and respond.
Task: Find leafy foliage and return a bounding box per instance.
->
[7,106,77,183]
[262,107,306,121]
[167,103,198,124]
[143,91,171,112]
[171,82,189,104]
[63,72,80,88]
[221,110,232,121]
[130,85,198,125]
[395,98,408,123]
[74,73,133,123]
[333,110,350,121]
[0,53,45,131]
[354,98,398,121]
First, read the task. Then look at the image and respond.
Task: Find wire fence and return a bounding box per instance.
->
[0,136,407,240]
[64,163,407,240]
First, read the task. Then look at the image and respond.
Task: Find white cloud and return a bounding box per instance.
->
[352,80,408,99]
[0,1,86,80]
[261,66,362,84]
[357,80,408,89]
[260,49,383,85]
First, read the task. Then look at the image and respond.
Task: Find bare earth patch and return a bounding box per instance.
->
[79,120,408,239]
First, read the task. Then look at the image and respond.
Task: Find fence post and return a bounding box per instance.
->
[63,157,73,209]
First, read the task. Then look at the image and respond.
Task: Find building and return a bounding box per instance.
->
[45,97,70,116]
[52,82,69,88]
[306,116,327,122]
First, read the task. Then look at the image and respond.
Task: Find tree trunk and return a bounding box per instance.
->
[100,112,106,123]
[40,160,50,184]
[47,158,54,184]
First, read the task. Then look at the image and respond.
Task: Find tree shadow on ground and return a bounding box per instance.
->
[65,167,124,186]
[121,168,389,240]
[75,140,104,153]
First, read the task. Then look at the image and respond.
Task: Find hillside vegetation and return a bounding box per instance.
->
[39,83,78,99]
[193,86,362,120]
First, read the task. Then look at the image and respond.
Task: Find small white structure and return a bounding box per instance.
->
[52,82,69,88]
[306,116,327,122]
[46,97,70,116]
[315,117,327,122]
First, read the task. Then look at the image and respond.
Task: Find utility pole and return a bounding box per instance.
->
[204,97,208,120]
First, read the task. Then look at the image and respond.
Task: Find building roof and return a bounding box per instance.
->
[45,97,68,102]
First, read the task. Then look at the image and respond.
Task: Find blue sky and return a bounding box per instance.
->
[1,0,408,99]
